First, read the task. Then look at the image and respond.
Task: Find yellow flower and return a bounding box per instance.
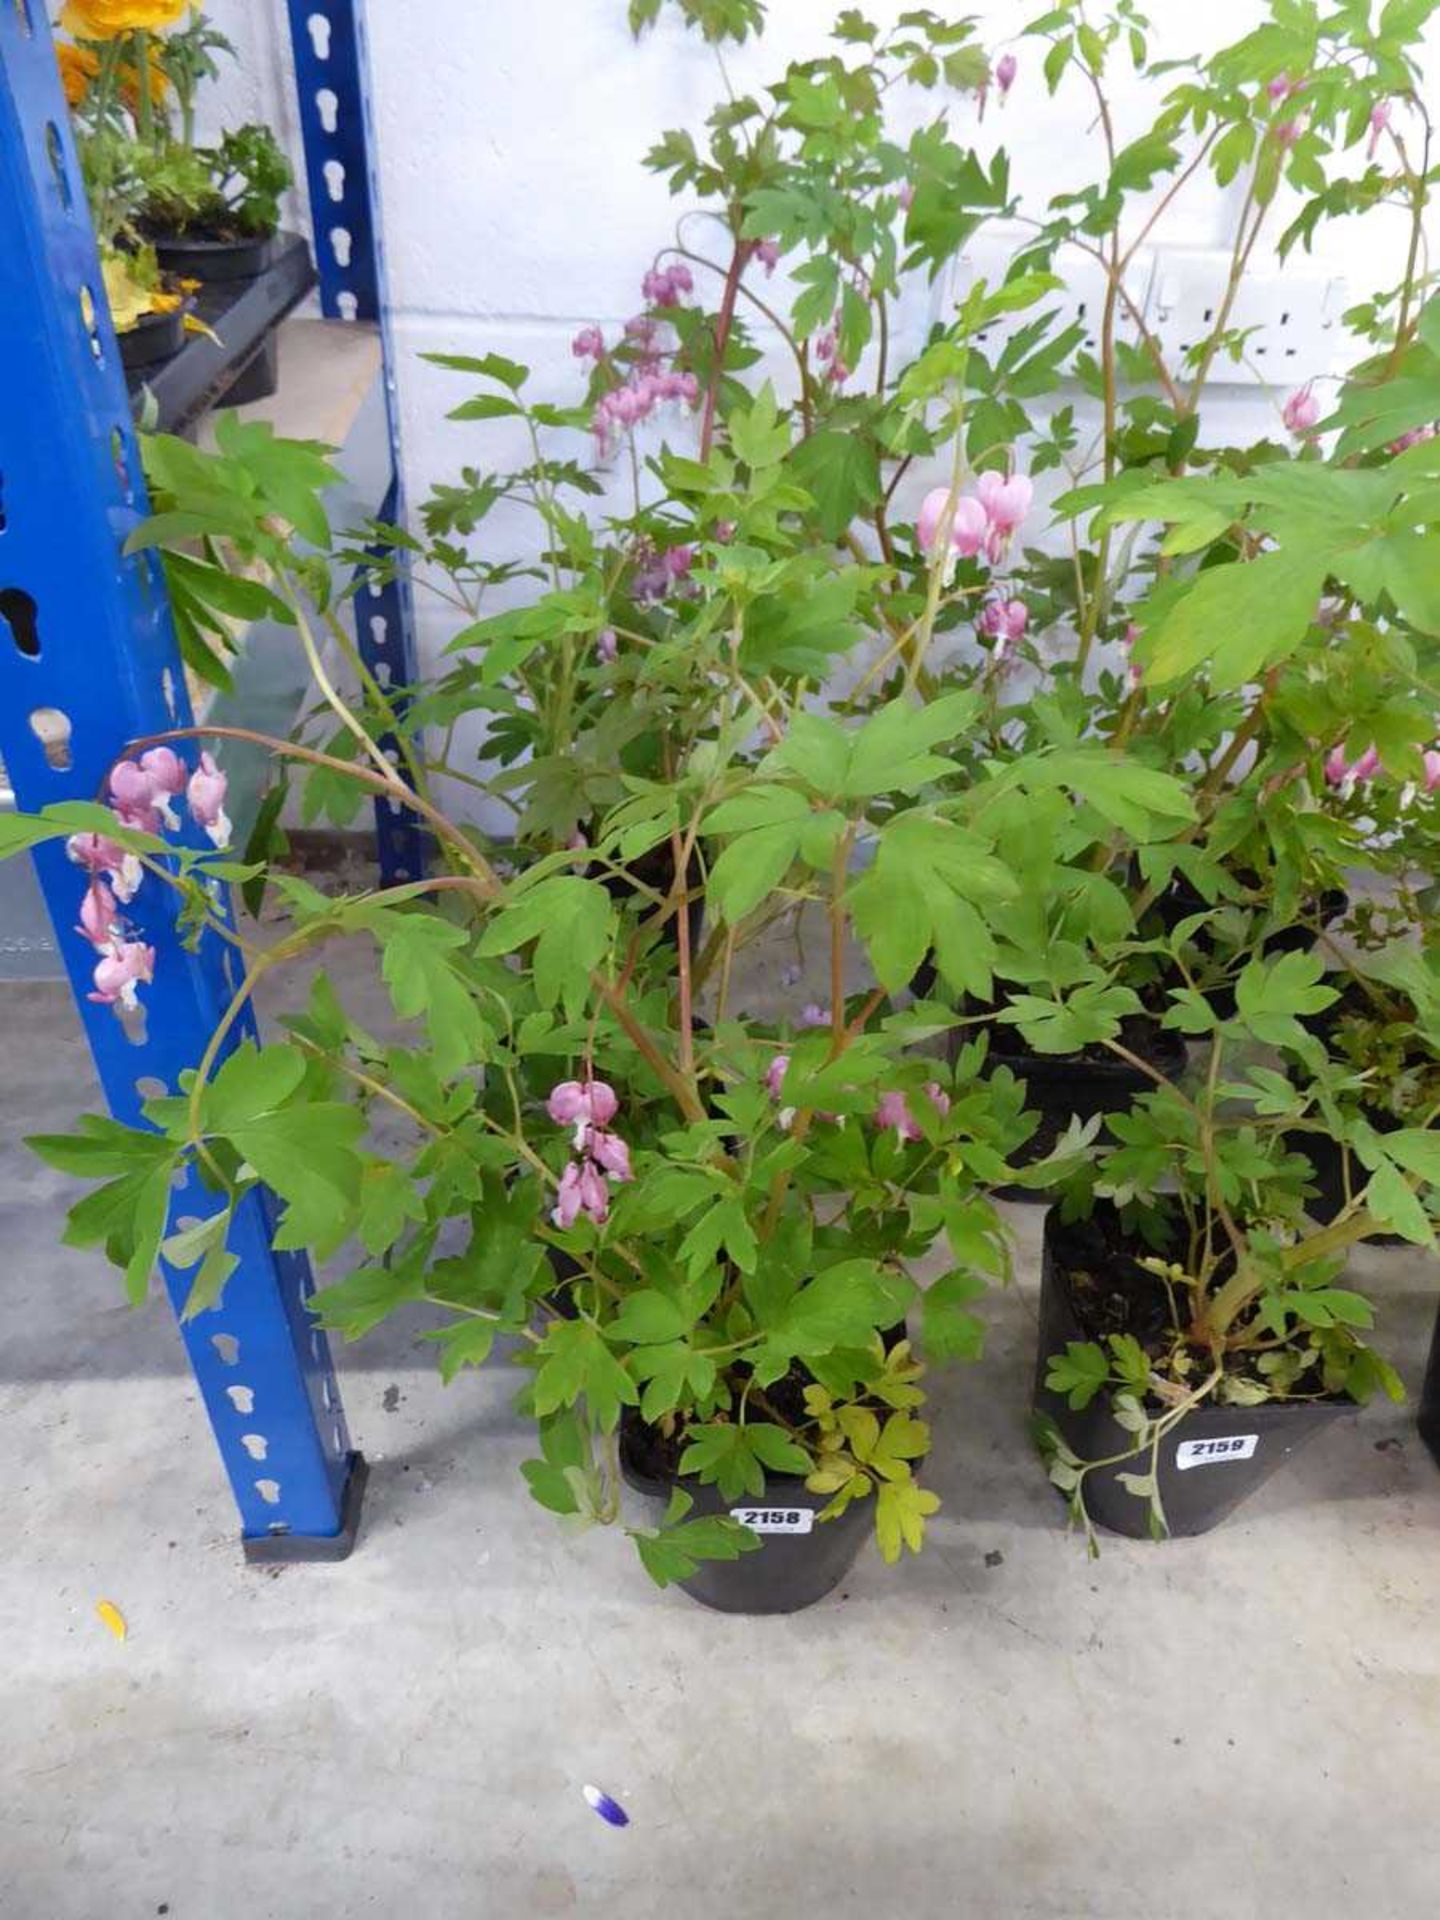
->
[101,251,159,331]
[55,41,100,106]
[61,0,190,40]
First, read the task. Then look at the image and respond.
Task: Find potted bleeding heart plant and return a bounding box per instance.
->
[870,0,1440,1202]
[1028,927,1439,1547]
[5,382,1073,1610]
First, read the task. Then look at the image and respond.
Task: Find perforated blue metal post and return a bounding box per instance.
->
[0,1,364,1560]
[287,0,427,884]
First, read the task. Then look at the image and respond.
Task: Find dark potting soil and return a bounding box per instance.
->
[623,1323,909,1485]
[1049,1204,1347,1408]
[137,212,270,247]
[1048,1205,1183,1354]
[623,1360,815,1485]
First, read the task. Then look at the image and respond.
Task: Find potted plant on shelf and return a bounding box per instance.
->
[57,3,292,371]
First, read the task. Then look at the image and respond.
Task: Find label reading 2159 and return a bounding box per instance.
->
[1175,1434,1259,1471]
[730,1506,814,1534]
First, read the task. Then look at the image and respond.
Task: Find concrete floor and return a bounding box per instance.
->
[4,969,1440,1920]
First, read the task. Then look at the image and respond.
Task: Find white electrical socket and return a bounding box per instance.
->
[931,232,1158,363]
[1148,248,1348,388]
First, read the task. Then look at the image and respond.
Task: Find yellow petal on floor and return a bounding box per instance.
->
[95,1600,127,1642]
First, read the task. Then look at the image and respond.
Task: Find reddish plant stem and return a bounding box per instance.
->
[699,235,748,461]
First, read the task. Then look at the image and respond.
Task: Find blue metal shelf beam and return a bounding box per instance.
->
[287,0,426,886]
[0,1,361,1556]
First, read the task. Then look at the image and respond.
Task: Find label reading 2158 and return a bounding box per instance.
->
[730,1506,814,1534]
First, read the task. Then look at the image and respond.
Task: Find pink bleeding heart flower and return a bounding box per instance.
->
[916,487,956,557]
[826,357,850,386]
[552,1161,586,1230]
[799,1004,831,1030]
[187,753,231,848]
[1368,99,1392,159]
[876,1090,922,1145]
[67,830,128,873]
[1283,384,1322,436]
[586,1129,633,1182]
[139,745,187,828]
[578,1161,611,1224]
[978,598,1028,651]
[917,488,989,562]
[572,325,605,360]
[813,328,837,365]
[596,627,618,665]
[1266,72,1302,102]
[665,545,695,581]
[996,52,1017,96]
[1390,424,1437,454]
[1275,115,1306,148]
[1325,743,1380,790]
[547,1079,619,1149]
[976,468,1033,534]
[898,181,915,211]
[752,238,780,275]
[642,262,692,309]
[76,879,121,950]
[1423,749,1440,793]
[66,831,143,904]
[108,759,164,833]
[88,939,154,1011]
[764,1054,790,1100]
[949,494,990,559]
[923,1081,950,1118]
[1352,746,1381,781]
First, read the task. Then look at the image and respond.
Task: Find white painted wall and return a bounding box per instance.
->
[198,2,1437,810]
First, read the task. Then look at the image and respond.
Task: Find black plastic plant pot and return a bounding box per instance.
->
[619,1413,871,1614]
[217,330,281,408]
[152,229,279,283]
[1034,1208,1351,1538]
[987,1026,1187,1200]
[119,304,186,372]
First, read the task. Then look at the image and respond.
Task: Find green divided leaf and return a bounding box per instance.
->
[532,1319,638,1431]
[1044,1340,1111,1410]
[1140,547,1330,693]
[874,1478,940,1562]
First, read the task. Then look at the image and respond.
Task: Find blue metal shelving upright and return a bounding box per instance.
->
[287,0,427,886]
[0,0,423,1557]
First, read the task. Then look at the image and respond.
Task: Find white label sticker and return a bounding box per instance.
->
[730,1506,814,1534]
[1175,1434,1259,1471]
